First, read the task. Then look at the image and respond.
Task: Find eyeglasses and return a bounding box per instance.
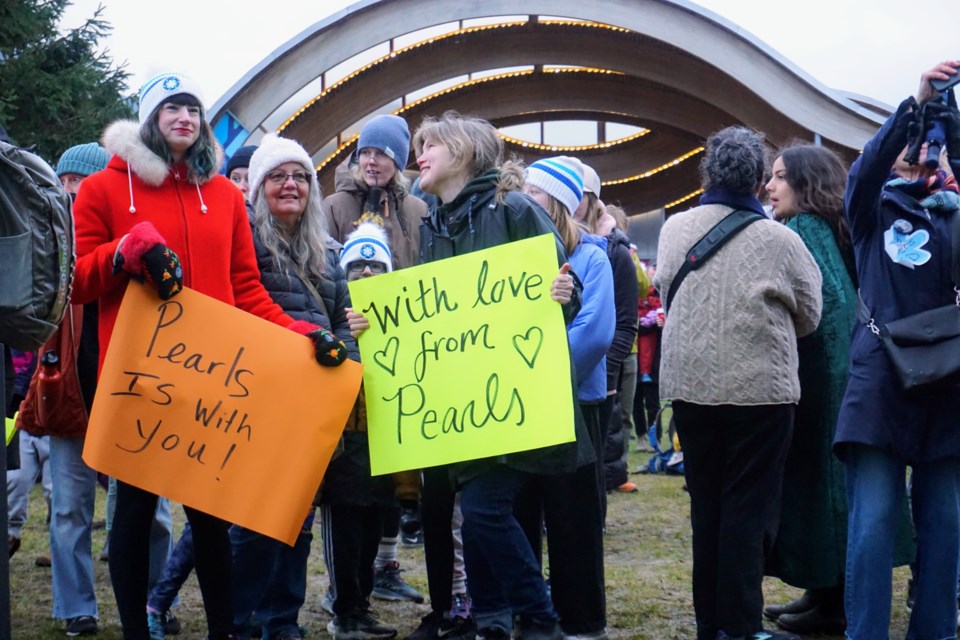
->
[266,170,312,185]
[346,260,388,274]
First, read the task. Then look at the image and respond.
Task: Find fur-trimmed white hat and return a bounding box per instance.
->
[247,134,315,204]
[340,221,393,273]
[138,72,205,125]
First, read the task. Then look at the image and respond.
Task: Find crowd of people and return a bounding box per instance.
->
[3,56,960,640]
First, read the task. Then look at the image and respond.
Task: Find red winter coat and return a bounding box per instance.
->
[72,121,294,373]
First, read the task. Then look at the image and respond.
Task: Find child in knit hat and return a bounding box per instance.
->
[317,220,411,640]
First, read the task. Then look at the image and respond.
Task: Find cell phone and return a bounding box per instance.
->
[930,72,960,93]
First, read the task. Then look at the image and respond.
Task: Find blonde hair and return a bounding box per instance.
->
[412,111,503,179]
[579,192,605,234]
[348,161,410,193]
[541,194,581,256]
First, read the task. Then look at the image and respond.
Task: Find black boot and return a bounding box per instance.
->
[762,591,818,621]
[776,606,846,636]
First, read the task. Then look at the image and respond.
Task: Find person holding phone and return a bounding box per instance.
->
[833,60,960,639]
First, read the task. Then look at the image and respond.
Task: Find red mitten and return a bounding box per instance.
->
[113,222,183,300]
[115,222,166,273]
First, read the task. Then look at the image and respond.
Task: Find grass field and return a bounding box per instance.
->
[8,443,913,639]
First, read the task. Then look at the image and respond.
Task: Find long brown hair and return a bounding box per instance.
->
[779,144,857,284]
[779,144,850,246]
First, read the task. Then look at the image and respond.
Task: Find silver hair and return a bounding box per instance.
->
[699,126,768,194]
[251,176,331,282]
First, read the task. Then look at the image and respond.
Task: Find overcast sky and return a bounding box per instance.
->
[61,0,958,112]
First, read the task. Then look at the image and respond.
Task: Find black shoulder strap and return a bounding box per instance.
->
[665,209,765,313]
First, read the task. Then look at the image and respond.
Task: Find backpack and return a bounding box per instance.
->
[0,141,74,351]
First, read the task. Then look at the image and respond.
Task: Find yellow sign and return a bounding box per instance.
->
[348,234,574,475]
[5,413,15,446]
[84,284,362,544]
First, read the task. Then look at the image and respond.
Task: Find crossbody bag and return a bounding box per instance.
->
[664,209,765,313]
[858,210,960,390]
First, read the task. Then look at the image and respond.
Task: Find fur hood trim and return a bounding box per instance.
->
[101,120,223,187]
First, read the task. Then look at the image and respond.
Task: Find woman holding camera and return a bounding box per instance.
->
[834,61,960,639]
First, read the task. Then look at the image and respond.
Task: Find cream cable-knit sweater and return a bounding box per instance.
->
[653,203,823,406]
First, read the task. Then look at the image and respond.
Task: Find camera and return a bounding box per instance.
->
[904,96,950,168]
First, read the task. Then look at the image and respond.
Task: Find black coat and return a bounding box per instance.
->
[419,170,591,481]
[604,228,639,392]
[834,97,960,464]
[249,218,358,362]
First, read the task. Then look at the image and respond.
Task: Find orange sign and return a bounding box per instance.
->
[84,284,362,544]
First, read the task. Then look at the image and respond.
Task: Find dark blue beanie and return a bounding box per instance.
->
[226,145,257,176]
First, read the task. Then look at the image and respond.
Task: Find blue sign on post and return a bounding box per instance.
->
[214,112,250,172]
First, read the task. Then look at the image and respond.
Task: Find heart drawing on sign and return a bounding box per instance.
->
[374,336,399,376]
[512,326,543,369]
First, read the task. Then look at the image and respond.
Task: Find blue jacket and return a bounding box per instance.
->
[834,97,960,464]
[568,233,616,403]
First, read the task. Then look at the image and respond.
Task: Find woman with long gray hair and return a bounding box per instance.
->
[653,126,822,640]
[230,134,358,640]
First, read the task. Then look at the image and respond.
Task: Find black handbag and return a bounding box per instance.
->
[860,210,960,390]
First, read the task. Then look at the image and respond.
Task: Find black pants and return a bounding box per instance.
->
[634,379,661,441]
[109,481,232,640]
[421,464,457,614]
[673,401,794,640]
[380,504,401,538]
[596,396,614,523]
[516,403,606,635]
[321,504,382,617]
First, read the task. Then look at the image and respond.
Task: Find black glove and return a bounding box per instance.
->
[903,108,926,166]
[928,100,960,159]
[308,326,348,367]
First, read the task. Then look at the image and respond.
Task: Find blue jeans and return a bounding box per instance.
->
[460,467,557,634]
[845,445,960,640]
[148,522,194,613]
[7,431,51,537]
[49,437,97,619]
[231,511,314,639]
[50,438,174,620]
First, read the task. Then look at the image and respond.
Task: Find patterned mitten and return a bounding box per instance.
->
[308,326,348,367]
[140,244,183,300]
[113,221,183,300]
[288,320,348,367]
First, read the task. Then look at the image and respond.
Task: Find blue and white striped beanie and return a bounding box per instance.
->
[524,156,584,216]
[340,221,394,273]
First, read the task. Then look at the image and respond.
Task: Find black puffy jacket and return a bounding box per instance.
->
[249,216,358,362]
[419,170,591,481]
